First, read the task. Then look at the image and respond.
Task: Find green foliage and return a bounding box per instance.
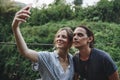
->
[0,0,15,13]
[73,0,83,6]
[74,0,120,23]
[53,0,66,5]
[95,0,114,22]
[29,4,75,26]
[0,0,19,42]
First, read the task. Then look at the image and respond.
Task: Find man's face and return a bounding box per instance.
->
[73,27,89,49]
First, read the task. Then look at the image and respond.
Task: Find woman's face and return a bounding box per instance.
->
[54,30,70,50]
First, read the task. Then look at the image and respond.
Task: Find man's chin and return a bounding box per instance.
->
[74,45,80,49]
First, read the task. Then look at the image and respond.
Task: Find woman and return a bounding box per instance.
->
[12,4,74,80]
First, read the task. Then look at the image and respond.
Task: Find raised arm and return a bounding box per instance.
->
[12,4,38,62]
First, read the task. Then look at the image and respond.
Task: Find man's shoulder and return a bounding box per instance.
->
[91,48,111,61]
[92,48,107,56]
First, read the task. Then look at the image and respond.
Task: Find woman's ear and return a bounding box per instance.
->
[88,36,93,43]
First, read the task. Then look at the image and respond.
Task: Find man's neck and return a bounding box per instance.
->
[79,47,91,61]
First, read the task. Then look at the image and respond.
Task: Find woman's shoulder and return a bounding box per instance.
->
[38,51,55,57]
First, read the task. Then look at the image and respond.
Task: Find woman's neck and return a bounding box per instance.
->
[57,49,69,72]
[57,49,68,59]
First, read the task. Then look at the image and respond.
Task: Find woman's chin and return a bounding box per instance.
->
[56,46,65,49]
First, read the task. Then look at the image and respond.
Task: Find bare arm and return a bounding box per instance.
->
[12,4,38,62]
[73,73,80,80]
[108,71,120,80]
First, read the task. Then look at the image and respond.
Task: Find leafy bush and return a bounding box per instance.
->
[28,4,75,26]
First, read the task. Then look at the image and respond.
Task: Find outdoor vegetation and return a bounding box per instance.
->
[0,0,120,79]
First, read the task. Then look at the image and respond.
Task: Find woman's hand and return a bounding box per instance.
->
[12,4,32,29]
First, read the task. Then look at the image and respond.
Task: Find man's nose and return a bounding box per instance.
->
[73,35,78,40]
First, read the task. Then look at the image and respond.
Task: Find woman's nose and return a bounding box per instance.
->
[57,36,62,40]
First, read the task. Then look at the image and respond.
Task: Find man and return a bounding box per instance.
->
[73,25,119,80]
